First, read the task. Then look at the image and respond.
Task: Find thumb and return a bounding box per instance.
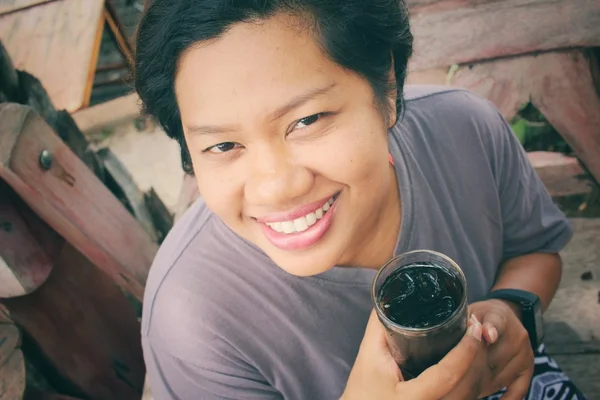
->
[356,310,402,378]
[358,310,393,356]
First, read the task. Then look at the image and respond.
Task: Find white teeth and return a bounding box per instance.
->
[282,221,295,234]
[306,212,317,226]
[315,208,323,219]
[293,217,309,232]
[265,195,336,234]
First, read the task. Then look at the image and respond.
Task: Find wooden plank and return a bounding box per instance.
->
[528,51,600,185]
[104,1,134,66]
[527,152,591,198]
[2,242,145,399]
[72,93,141,133]
[0,323,25,400]
[0,0,106,112]
[449,50,600,183]
[450,55,531,121]
[0,0,55,16]
[0,184,54,298]
[0,104,157,302]
[408,0,600,71]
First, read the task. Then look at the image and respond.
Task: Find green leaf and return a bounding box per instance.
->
[510,117,527,144]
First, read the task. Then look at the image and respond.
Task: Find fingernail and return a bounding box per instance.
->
[469,321,482,341]
[470,313,480,325]
[489,327,498,342]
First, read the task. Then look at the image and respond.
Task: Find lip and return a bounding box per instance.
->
[255,194,336,223]
[258,194,339,251]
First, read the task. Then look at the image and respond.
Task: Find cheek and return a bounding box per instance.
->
[193,165,245,224]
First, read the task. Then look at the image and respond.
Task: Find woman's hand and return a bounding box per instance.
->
[341,310,488,400]
[469,299,535,399]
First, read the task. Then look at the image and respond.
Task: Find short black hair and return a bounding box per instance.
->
[135,0,413,174]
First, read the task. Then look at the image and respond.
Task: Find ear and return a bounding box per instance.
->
[386,56,398,128]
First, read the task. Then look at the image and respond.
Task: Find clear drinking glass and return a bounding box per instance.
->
[371,250,468,380]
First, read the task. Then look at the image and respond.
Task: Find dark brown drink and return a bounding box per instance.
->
[378,262,463,328]
[372,251,468,380]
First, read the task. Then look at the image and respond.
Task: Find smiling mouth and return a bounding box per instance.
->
[264,194,337,234]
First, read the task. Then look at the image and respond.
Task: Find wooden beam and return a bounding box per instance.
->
[0,0,57,16]
[2,241,146,399]
[0,0,106,112]
[408,0,600,71]
[0,184,54,298]
[104,1,135,66]
[528,50,600,184]
[0,104,157,302]
[448,50,600,183]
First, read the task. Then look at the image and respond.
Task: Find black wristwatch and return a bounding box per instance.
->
[483,289,544,350]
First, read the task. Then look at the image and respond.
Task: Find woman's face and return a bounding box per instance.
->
[175,13,400,276]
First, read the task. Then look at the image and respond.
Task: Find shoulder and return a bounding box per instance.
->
[396,85,512,159]
[140,197,272,360]
[403,84,506,132]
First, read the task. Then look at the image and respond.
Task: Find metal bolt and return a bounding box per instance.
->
[39,149,53,170]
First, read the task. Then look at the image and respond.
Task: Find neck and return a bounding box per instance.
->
[342,165,401,270]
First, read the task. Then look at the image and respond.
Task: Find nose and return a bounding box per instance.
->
[244,143,313,208]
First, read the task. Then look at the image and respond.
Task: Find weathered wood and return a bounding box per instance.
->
[144,188,174,244]
[0,41,21,102]
[0,103,157,301]
[529,51,600,185]
[0,0,56,15]
[0,184,54,298]
[97,148,158,242]
[450,49,600,183]
[408,0,600,71]
[0,323,25,400]
[104,0,134,66]
[1,241,145,399]
[72,93,141,133]
[0,0,106,112]
[527,152,591,198]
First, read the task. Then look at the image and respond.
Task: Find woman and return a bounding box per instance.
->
[135,1,586,399]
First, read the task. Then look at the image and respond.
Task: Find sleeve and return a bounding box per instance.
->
[487,106,574,260]
[142,336,283,400]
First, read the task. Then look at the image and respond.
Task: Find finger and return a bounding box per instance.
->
[358,310,389,354]
[501,369,533,400]
[478,349,523,397]
[407,318,483,398]
[481,310,508,343]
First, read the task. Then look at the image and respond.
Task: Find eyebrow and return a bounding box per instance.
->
[186,83,336,136]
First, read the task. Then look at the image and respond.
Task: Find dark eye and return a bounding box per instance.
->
[206,142,239,154]
[294,114,322,129]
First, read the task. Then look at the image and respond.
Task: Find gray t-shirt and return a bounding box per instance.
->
[141,86,573,400]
